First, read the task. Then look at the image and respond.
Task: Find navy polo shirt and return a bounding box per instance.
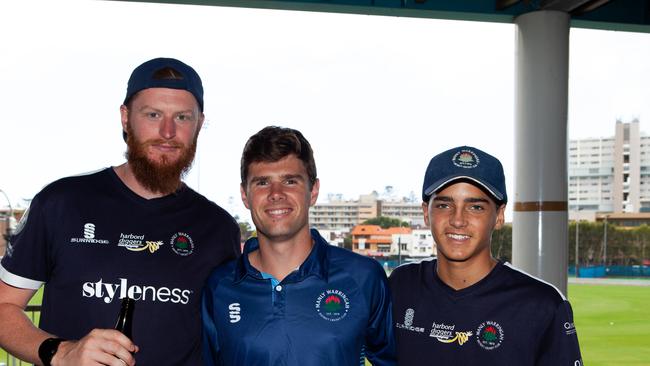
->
[201,229,396,366]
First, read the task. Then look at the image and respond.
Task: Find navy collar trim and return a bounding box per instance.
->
[234,229,330,283]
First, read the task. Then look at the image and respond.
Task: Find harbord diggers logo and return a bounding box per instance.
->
[118,233,163,254]
[315,289,350,321]
[430,322,473,346]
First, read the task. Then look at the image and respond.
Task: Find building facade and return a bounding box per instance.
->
[569,119,650,214]
[350,225,435,258]
[309,192,423,230]
[0,209,25,257]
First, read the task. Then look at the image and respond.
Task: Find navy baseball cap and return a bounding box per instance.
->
[422,146,507,204]
[123,57,204,111]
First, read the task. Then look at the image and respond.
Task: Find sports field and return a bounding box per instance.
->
[569,282,650,366]
[2,283,649,365]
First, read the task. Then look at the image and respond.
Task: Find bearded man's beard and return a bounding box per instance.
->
[125,124,198,195]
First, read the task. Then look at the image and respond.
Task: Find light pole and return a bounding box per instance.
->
[575,213,580,278]
[0,188,14,249]
[603,215,608,274]
[397,235,402,266]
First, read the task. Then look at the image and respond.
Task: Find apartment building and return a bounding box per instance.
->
[310,192,422,230]
[569,119,650,214]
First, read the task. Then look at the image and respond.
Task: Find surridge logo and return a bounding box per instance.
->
[70,223,109,245]
[82,278,191,305]
[315,289,350,322]
[395,308,425,333]
[228,303,241,323]
[84,223,95,238]
[118,233,163,253]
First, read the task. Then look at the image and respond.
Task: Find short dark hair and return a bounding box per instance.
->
[240,126,317,187]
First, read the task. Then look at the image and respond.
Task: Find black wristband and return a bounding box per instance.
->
[38,337,65,366]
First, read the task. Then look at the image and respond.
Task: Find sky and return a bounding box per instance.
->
[1,0,650,223]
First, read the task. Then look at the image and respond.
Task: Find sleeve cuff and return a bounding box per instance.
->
[0,264,43,290]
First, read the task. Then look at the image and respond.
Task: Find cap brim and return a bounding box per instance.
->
[424,175,504,202]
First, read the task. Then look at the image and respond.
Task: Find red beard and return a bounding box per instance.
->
[125,123,197,195]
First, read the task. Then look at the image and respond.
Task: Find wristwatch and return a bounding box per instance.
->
[38,337,65,366]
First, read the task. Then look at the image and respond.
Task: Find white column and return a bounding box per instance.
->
[513,10,570,295]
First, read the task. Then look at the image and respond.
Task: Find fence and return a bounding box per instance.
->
[569,265,650,278]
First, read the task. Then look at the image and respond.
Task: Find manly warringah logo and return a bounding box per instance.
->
[452,149,480,169]
[82,278,191,304]
[118,233,163,254]
[170,232,194,256]
[430,322,473,346]
[315,289,350,322]
[229,303,241,323]
[476,321,504,350]
[70,223,109,245]
[395,308,425,333]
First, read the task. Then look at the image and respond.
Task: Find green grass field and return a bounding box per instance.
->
[3,284,649,365]
[570,283,650,366]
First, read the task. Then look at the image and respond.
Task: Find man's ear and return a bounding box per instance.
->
[422,201,430,227]
[120,105,129,142]
[494,203,506,230]
[240,184,250,209]
[309,179,320,206]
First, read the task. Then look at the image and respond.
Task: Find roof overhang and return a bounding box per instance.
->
[106,0,650,33]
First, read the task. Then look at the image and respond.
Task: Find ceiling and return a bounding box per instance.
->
[109,0,650,32]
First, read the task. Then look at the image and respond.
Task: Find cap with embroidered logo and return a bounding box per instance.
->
[422,146,507,204]
[123,57,204,111]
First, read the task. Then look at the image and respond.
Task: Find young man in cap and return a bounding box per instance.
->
[0,58,240,365]
[389,146,582,365]
[201,126,396,366]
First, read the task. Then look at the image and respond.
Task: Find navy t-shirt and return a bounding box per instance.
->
[0,168,240,365]
[389,259,583,366]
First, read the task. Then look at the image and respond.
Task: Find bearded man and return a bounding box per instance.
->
[0,58,240,366]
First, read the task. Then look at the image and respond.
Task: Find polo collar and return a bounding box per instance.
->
[234,229,330,283]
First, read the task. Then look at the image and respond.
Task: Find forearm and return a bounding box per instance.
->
[0,302,53,365]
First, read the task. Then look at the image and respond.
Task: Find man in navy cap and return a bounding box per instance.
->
[0,58,240,365]
[389,146,582,365]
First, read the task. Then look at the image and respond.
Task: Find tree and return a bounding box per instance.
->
[234,215,253,241]
[362,216,410,228]
[491,224,512,262]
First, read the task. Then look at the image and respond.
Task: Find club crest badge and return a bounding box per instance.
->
[315,289,350,322]
[170,232,194,256]
[452,149,480,169]
[476,321,504,350]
